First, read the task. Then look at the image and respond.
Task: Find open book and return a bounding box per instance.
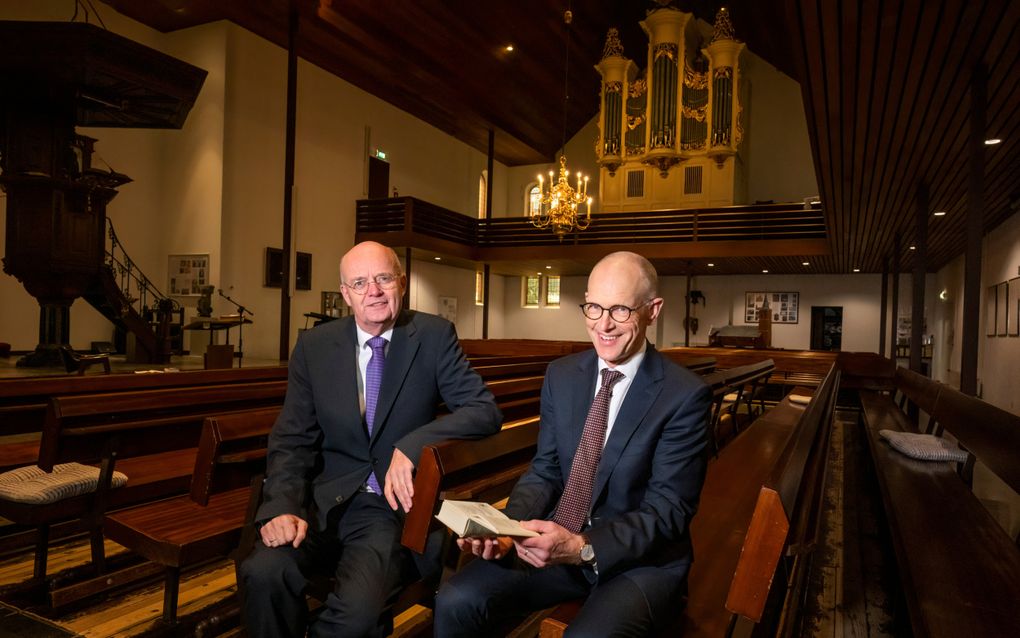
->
[436,500,539,538]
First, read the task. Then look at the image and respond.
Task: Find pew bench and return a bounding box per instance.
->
[0,366,288,471]
[858,367,1020,637]
[103,408,279,623]
[0,379,287,584]
[539,365,839,638]
[701,359,775,453]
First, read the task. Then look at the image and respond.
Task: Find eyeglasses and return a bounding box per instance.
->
[343,273,400,294]
[579,300,652,322]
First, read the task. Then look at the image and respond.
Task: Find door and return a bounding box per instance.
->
[368,155,389,199]
[810,306,843,351]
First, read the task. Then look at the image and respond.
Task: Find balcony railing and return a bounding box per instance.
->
[356,197,825,250]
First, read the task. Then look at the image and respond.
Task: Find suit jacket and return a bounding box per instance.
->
[258,310,502,529]
[504,344,711,582]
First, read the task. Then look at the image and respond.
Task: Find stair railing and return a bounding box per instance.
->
[105,218,183,356]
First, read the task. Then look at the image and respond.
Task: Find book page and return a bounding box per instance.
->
[436,500,538,538]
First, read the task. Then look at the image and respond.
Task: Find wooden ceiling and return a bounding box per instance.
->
[99,0,1019,276]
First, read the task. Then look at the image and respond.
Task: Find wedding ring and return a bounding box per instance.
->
[523,549,529,556]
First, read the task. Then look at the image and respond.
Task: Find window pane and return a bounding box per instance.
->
[545,275,560,306]
[524,275,540,306]
[529,185,541,216]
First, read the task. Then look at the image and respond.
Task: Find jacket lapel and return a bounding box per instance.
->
[332,319,362,428]
[370,311,418,441]
[592,346,663,499]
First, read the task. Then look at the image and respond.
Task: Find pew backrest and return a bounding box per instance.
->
[402,419,540,553]
[725,363,840,624]
[39,380,288,471]
[190,408,280,506]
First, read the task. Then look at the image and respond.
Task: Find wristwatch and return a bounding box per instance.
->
[579,536,596,566]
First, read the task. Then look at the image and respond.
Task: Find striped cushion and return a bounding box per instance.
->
[0,463,128,504]
[878,430,969,463]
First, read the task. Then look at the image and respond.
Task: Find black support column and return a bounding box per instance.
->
[279,6,298,361]
[890,233,900,359]
[879,255,888,357]
[910,183,928,375]
[960,64,985,396]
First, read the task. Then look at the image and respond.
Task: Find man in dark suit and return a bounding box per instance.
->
[240,241,501,638]
[435,251,711,637]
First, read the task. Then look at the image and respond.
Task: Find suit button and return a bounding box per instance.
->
[335,495,344,504]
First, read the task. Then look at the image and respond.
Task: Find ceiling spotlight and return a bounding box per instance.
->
[434,257,441,261]
[545,265,552,269]
[707,263,715,267]
[504,44,515,52]
[909,245,916,250]
[762,269,769,273]
[933,210,946,216]
[984,138,1001,145]
[802,261,810,266]
[853,268,860,272]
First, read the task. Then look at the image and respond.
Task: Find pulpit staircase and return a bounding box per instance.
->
[81,219,182,364]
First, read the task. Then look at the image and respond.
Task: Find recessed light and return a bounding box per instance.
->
[545,265,552,269]
[504,44,515,52]
[933,210,946,216]
[909,246,916,250]
[707,263,715,267]
[853,268,860,272]
[434,257,441,261]
[802,261,810,266]
[762,269,769,273]
[985,138,1001,145]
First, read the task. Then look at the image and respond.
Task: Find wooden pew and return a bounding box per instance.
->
[663,347,836,390]
[724,364,840,634]
[701,359,775,453]
[460,339,591,357]
[857,367,1020,637]
[539,367,838,637]
[103,408,278,623]
[0,366,288,471]
[0,380,287,583]
[659,351,717,374]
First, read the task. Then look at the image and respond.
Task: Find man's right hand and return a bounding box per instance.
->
[259,514,308,549]
[456,535,513,560]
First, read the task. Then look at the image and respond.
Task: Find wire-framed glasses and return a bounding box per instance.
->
[343,273,400,294]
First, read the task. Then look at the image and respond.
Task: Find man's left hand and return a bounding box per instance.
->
[384,447,415,512]
[514,519,585,568]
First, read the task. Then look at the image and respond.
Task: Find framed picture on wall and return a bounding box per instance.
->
[997,281,1009,336]
[744,291,799,324]
[1008,277,1020,337]
[986,284,998,336]
[167,254,209,296]
[438,296,457,323]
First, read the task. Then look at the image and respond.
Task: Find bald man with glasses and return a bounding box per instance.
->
[435,251,712,637]
[240,241,501,638]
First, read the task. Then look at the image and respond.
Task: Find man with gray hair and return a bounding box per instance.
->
[241,241,501,638]
[436,251,711,637]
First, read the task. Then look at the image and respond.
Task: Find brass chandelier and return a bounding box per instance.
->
[532,155,592,239]
[530,5,594,240]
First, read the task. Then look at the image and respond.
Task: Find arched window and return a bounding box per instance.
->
[527,183,541,216]
[478,170,488,219]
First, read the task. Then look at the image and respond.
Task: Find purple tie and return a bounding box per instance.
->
[553,368,625,533]
[364,336,387,494]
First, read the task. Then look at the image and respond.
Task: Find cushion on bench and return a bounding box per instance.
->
[878,430,968,463]
[0,462,128,504]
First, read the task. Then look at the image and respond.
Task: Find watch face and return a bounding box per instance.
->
[580,544,595,563]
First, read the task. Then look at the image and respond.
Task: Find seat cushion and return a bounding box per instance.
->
[0,462,128,504]
[878,430,969,463]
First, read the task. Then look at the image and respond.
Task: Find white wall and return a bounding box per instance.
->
[1,2,509,360]
[741,50,819,204]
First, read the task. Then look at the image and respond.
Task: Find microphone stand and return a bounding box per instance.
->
[218,290,254,368]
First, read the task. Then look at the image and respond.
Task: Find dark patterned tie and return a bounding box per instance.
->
[364,336,387,494]
[553,368,625,533]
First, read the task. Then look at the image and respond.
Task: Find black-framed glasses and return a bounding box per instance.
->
[343,273,400,294]
[579,300,651,322]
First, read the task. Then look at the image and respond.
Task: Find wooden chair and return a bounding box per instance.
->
[59,345,111,375]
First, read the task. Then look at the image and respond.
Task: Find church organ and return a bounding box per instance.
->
[596,7,746,211]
